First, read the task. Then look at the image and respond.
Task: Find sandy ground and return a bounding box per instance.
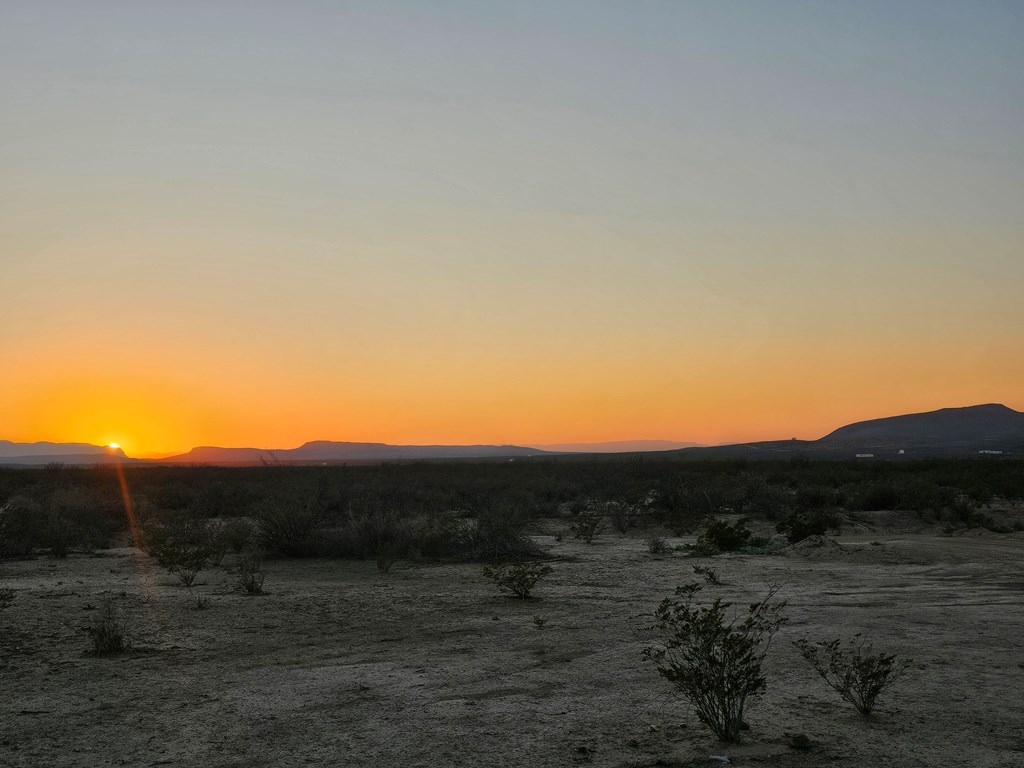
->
[2,526,1023,768]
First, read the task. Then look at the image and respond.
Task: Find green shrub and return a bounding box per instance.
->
[644,583,787,742]
[151,541,214,587]
[698,518,751,553]
[482,562,553,599]
[794,635,911,716]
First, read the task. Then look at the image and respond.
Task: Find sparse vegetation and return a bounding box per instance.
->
[794,635,912,716]
[482,562,553,599]
[644,583,787,742]
[0,587,14,612]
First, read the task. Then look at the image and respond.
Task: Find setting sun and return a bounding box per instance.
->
[107,443,120,450]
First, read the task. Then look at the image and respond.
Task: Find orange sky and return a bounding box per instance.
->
[2,3,1022,456]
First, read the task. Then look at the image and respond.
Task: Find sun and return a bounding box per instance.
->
[108,442,120,449]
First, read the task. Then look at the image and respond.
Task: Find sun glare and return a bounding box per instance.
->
[108,442,120,449]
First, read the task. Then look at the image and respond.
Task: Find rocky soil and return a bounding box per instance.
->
[2,526,1022,767]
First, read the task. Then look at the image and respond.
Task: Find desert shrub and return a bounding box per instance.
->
[746,534,772,549]
[236,550,267,595]
[571,510,606,544]
[740,474,790,521]
[647,535,671,555]
[0,496,42,558]
[43,509,74,557]
[947,494,979,526]
[221,517,255,553]
[0,587,14,612]
[794,485,841,512]
[199,519,233,566]
[697,518,751,553]
[254,495,326,557]
[375,541,400,573]
[654,483,712,536]
[189,588,211,610]
[776,509,842,544]
[454,503,543,561]
[692,564,721,585]
[85,598,130,656]
[151,541,213,587]
[794,635,911,716]
[482,562,553,599]
[644,583,787,742]
[847,483,900,512]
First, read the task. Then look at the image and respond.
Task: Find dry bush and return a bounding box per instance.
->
[644,583,787,742]
[794,635,911,716]
[571,510,606,544]
[236,550,266,595]
[692,564,721,585]
[647,535,671,555]
[0,587,14,612]
[254,497,325,557]
[85,598,130,656]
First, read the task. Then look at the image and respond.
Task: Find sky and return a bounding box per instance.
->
[2,1,1022,456]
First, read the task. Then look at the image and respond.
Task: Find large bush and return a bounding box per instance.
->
[697,518,752,553]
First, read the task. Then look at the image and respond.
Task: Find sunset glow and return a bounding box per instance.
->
[2,2,1022,456]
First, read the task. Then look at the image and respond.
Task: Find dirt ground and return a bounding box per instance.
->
[2,522,1023,767]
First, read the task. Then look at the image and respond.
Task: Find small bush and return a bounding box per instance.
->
[644,583,787,742]
[85,598,130,656]
[647,535,671,555]
[236,550,267,595]
[482,562,553,599]
[152,542,213,587]
[0,587,14,612]
[572,510,606,544]
[794,635,911,716]
[698,518,751,553]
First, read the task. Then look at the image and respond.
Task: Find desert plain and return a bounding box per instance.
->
[2,512,1022,768]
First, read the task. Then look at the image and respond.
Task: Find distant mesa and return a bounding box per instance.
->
[1,404,1021,466]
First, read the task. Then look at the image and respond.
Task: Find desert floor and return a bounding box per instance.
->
[2,520,1023,767]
